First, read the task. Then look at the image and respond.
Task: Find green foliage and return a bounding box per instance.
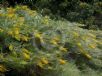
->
[0,6,102,76]
[2,0,102,30]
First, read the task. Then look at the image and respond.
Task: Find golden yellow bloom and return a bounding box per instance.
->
[28,10,37,16]
[9,44,13,51]
[84,53,92,59]
[50,40,58,45]
[53,37,60,42]
[59,59,66,64]
[34,32,44,43]
[14,28,19,35]
[22,52,30,60]
[35,33,42,38]
[73,32,79,37]
[7,7,15,18]
[42,16,49,25]
[21,35,29,42]
[21,6,28,10]
[43,19,49,25]
[59,46,67,52]
[22,48,30,54]
[41,58,49,65]
[0,64,7,72]
[37,61,44,68]
[7,7,15,13]
[7,13,15,18]
[14,34,20,41]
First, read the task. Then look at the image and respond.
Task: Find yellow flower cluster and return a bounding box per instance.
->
[7,7,16,18]
[42,16,49,25]
[59,59,66,64]
[34,32,44,43]
[50,37,60,45]
[73,32,79,37]
[37,57,49,68]
[59,46,67,52]
[78,47,92,59]
[0,64,7,73]
[22,48,30,60]
[9,44,13,51]
[21,35,29,42]
[50,40,58,45]
[8,27,29,42]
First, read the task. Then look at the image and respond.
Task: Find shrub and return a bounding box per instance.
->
[2,0,102,30]
[0,6,102,76]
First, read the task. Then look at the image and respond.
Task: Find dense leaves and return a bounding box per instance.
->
[1,0,102,29]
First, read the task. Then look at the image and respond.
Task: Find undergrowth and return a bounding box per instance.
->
[0,6,102,76]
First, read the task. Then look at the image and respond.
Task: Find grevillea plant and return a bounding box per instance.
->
[0,6,102,76]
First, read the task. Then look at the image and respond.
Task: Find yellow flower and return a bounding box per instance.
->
[22,48,30,54]
[21,35,29,42]
[22,52,30,60]
[21,6,28,10]
[14,34,20,41]
[9,44,13,51]
[28,10,37,16]
[35,33,42,38]
[37,61,44,68]
[84,53,92,59]
[0,64,7,72]
[14,28,19,35]
[73,32,79,37]
[7,13,15,18]
[7,7,15,14]
[59,59,66,64]
[53,37,60,42]
[42,16,49,25]
[7,7,15,18]
[59,46,67,52]
[41,58,49,65]
[50,40,58,45]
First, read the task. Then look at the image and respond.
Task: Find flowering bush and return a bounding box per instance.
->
[0,6,102,76]
[2,0,102,29]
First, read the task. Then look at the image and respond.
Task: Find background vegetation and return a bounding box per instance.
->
[1,0,102,29]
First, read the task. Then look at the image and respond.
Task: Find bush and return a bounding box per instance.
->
[2,0,102,30]
[0,6,102,76]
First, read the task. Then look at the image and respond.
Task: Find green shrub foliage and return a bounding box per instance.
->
[2,0,102,29]
[0,6,102,76]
